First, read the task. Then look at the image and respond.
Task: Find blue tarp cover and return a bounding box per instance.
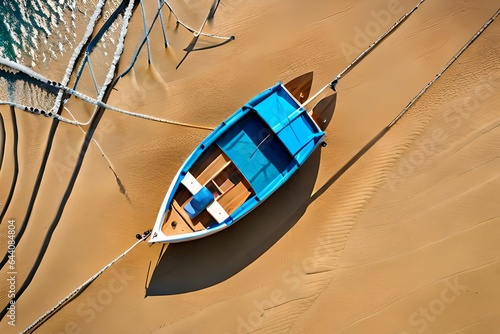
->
[253,85,318,156]
[252,85,299,131]
[217,85,319,194]
[217,113,291,194]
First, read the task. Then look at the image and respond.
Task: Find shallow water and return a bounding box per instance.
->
[0,0,128,112]
[0,0,79,66]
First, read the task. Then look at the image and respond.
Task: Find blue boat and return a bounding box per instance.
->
[149,73,334,243]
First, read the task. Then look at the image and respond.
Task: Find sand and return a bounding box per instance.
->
[1,0,499,333]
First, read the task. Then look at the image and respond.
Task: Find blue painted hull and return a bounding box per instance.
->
[150,82,325,243]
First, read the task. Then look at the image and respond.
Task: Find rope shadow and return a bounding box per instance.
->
[0,107,19,226]
[310,126,389,203]
[0,113,4,172]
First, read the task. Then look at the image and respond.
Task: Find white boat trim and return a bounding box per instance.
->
[181,171,203,194]
[206,199,229,223]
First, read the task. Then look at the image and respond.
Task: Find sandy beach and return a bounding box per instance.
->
[1,0,499,333]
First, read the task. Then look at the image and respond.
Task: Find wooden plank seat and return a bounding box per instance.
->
[176,151,252,228]
[206,200,230,223]
[181,172,203,195]
[218,181,251,215]
[196,153,231,186]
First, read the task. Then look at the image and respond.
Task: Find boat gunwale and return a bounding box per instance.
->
[150,79,325,243]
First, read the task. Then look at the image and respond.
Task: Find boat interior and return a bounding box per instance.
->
[160,73,323,238]
[162,145,254,236]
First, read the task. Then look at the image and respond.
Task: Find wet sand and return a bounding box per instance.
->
[1,0,499,333]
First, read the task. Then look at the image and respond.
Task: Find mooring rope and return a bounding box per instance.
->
[388,7,500,128]
[302,0,427,108]
[52,0,106,113]
[0,0,421,130]
[64,106,116,169]
[311,6,500,203]
[21,233,149,334]
[0,58,214,130]
[0,101,81,125]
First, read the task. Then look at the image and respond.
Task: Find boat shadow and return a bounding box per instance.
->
[146,148,322,296]
[145,90,390,296]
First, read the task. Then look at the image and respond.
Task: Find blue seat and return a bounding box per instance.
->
[184,187,214,218]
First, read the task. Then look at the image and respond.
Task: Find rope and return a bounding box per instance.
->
[0,101,81,125]
[301,0,427,108]
[388,7,500,128]
[164,0,234,41]
[14,6,500,334]
[52,0,106,113]
[335,0,427,85]
[0,61,214,130]
[311,7,500,203]
[0,85,214,129]
[21,234,149,334]
[64,106,116,168]
[3,0,410,129]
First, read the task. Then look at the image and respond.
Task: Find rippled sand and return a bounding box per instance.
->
[1,0,499,333]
